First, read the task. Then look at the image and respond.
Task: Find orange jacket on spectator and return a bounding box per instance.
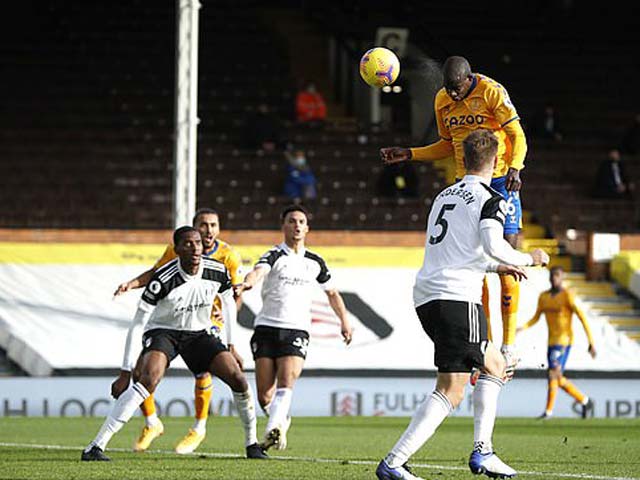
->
[296,88,327,122]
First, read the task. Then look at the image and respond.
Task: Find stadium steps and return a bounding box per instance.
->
[567,273,640,343]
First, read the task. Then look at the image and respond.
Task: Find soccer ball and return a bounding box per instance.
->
[359,47,400,88]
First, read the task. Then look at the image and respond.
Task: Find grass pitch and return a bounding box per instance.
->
[0,416,638,480]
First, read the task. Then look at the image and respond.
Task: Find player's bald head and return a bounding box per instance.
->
[443,56,472,87]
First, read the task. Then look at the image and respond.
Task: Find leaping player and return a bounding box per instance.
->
[381,56,528,373]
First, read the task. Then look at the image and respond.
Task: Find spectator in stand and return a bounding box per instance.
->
[245,103,283,152]
[620,113,640,155]
[593,149,633,199]
[295,82,327,126]
[377,162,419,198]
[283,149,317,202]
[532,104,563,141]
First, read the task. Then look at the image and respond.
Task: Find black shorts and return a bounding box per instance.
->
[416,300,488,373]
[141,328,228,375]
[250,326,310,360]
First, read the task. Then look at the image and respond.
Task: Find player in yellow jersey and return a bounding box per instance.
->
[517,266,596,419]
[113,208,244,454]
[381,56,527,372]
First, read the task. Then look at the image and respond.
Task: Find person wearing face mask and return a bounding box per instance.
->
[283,149,317,201]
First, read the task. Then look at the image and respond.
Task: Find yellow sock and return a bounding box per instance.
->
[558,376,586,404]
[140,395,156,417]
[194,374,213,420]
[500,274,520,346]
[482,276,493,342]
[546,379,559,413]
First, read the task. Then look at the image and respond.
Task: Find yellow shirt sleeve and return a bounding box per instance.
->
[503,120,527,171]
[410,139,454,162]
[409,94,454,162]
[224,247,243,285]
[568,292,595,346]
[521,295,544,331]
[485,84,527,171]
[153,244,176,269]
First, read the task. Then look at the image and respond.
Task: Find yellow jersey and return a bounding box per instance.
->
[520,289,594,347]
[154,239,242,333]
[412,74,526,179]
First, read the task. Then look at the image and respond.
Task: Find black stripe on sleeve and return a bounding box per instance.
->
[501,116,520,128]
[203,266,232,292]
[256,248,286,268]
[304,250,331,285]
[142,271,184,305]
[480,195,506,226]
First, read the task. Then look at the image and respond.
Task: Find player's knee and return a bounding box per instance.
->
[137,371,161,393]
[228,370,248,393]
[258,391,273,408]
[440,386,465,408]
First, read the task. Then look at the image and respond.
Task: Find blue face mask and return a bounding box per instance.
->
[292,156,306,168]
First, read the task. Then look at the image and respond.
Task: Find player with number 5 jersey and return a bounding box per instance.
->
[376,130,548,480]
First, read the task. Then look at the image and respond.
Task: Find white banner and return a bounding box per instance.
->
[1,376,638,419]
[0,260,638,374]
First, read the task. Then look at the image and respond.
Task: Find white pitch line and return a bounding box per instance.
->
[0,442,637,480]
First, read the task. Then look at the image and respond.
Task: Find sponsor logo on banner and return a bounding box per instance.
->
[331,390,362,416]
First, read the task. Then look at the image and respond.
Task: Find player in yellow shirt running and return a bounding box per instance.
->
[517,266,596,419]
[113,208,244,454]
[381,56,527,371]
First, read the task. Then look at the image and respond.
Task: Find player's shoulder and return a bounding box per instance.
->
[211,238,239,260]
[215,238,233,254]
[476,73,507,93]
[146,258,182,300]
[257,244,288,265]
[202,256,227,273]
[202,256,230,284]
[478,181,504,201]
[154,257,180,282]
[303,248,327,266]
[435,87,454,108]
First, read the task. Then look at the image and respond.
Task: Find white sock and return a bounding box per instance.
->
[192,418,207,434]
[581,396,589,406]
[145,412,160,427]
[265,388,293,434]
[86,382,150,452]
[473,374,504,454]
[385,390,452,468]
[232,388,258,447]
[261,401,271,417]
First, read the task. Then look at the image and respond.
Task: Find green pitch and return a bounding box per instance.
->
[0,417,638,480]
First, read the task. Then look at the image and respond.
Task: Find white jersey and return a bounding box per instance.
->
[413,174,531,307]
[121,257,236,370]
[254,242,333,332]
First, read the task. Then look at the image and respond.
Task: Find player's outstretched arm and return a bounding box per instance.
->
[503,120,527,192]
[113,267,156,297]
[220,287,244,369]
[570,293,597,358]
[233,266,268,296]
[481,222,549,267]
[380,147,411,164]
[516,296,544,335]
[495,264,528,281]
[325,289,353,345]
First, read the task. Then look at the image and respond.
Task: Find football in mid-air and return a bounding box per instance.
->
[359,47,400,87]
